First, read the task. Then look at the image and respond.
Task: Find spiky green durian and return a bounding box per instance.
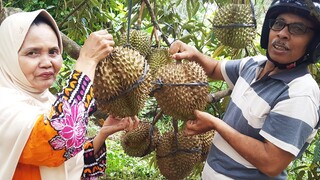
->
[212,4,256,49]
[94,46,152,117]
[118,29,151,57]
[153,61,209,121]
[146,47,174,77]
[121,121,159,157]
[156,131,202,180]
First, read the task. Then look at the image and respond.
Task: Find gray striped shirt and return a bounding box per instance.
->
[203,56,320,180]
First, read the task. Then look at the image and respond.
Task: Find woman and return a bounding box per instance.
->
[0,9,135,179]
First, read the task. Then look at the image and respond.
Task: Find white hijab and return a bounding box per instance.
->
[0,9,84,179]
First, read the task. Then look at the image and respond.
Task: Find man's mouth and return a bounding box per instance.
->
[272,40,289,51]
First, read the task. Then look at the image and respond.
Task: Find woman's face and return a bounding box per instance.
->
[18,23,62,92]
[268,13,315,64]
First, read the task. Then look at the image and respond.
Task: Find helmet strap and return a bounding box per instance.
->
[266,51,309,70]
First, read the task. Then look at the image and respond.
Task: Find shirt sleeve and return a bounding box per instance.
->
[19,70,97,167]
[81,138,107,179]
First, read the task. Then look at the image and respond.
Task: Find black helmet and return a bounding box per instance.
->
[260,0,320,64]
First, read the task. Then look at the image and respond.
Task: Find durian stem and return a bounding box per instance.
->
[172,118,179,149]
[136,0,145,29]
[152,27,161,48]
[172,119,179,134]
[152,110,163,126]
[127,0,133,45]
[143,0,171,46]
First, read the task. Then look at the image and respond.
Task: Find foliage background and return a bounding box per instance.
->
[2,0,320,179]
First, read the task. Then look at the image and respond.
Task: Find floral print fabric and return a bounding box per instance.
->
[49,70,96,160]
[13,70,106,180]
[50,100,88,159]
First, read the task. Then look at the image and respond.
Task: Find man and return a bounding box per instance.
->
[169,0,320,179]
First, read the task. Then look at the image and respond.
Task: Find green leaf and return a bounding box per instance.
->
[212,45,225,58]
[313,140,320,162]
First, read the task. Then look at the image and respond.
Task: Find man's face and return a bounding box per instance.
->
[268,13,315,64]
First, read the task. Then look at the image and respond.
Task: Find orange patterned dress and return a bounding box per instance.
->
[12,71,106,180]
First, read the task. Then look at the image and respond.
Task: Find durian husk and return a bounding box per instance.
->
[121,121,159,157]
[156,131,202,180]
[94,46,152,117]
[212,4,256,49]
[197,130,215,162]
[146,47,174,77]
[153,61,209,121]
[118,29,152,57]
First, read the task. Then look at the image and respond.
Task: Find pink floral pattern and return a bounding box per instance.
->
[50,99,88,158]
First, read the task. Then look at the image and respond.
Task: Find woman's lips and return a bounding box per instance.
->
[39,72,54,79]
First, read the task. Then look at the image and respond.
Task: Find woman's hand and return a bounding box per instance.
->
[75,29,115,81]
[184,110,216,135]
[79,29,114,65]
[99,115,139,138]
[93,115,139,155]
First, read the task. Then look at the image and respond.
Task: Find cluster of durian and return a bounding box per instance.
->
[95,29,209,120]
[156,130,215,180]
[94,28,214,179]
[120,120,215,179]
[212,3,256,49]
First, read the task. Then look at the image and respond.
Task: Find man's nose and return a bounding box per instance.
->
[277,25,290,39]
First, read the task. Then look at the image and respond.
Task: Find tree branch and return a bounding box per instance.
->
[60,32,81,59]
[143,0,171,46]
[58,0,88,27]
[207,88,232,103]
[0,7,23,24]
[0,0,3,12]
[136,0,145,29]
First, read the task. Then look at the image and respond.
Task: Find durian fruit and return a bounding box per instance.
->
[212,4,256,49]
[156,131,202,180]
[153,61,209,121]
[118,29,151,57]
[146,47,174,77]
[121,121,159,157]
[94,46,152,117]
[197,130,215,162]
[214,0,233,6]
